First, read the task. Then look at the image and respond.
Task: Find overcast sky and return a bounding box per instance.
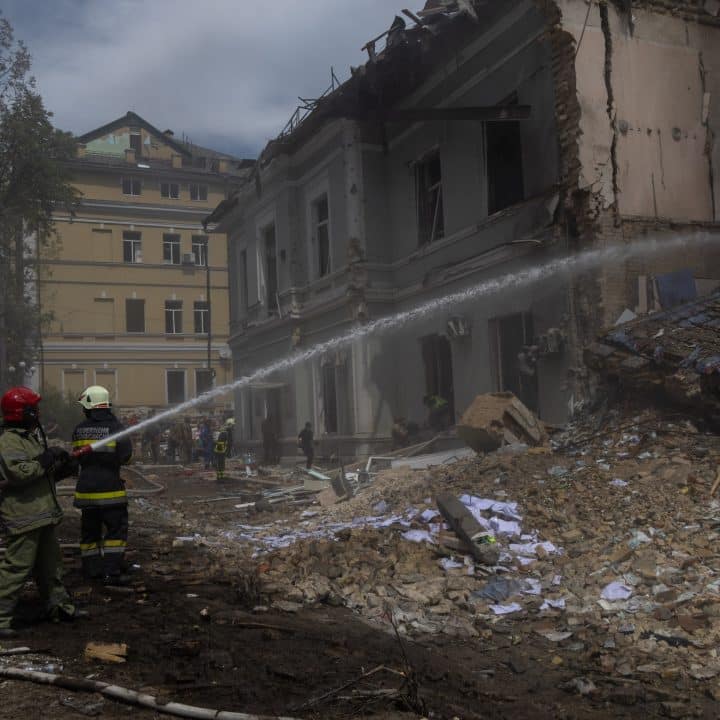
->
[1,0,402,159]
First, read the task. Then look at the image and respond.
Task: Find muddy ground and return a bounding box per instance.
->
[1,427,719,720]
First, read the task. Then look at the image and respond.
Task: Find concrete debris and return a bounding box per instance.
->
[457,392,547,453]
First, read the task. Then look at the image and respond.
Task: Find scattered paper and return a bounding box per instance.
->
[402,529,435,544]
[489,602,523,615]
[541,598,566,610]
[601,581,633,601]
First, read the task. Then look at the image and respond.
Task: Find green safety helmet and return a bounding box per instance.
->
[78,385,111,410]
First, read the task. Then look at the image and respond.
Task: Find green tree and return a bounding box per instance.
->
[0,14,79,392]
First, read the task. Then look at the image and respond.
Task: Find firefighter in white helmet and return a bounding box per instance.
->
[72,386,132,584]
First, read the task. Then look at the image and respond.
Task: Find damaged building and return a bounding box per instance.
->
[206,0,720,457]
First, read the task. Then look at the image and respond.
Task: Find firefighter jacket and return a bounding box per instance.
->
[0,426,63,535]
[72,409,132,509]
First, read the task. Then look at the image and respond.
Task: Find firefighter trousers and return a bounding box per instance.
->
[80,505,128,579]
[0,525,75,629]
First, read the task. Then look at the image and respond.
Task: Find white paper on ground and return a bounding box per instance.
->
[489,602,523,615]
[522,578,543,595]
[402,529,435,544]
[439,557,464,570]
[509,541,559,557]
[541,598,566,610]
[601,581,633,600]
[490,517,522,536]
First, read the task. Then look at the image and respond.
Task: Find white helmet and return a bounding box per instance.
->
[78,385,111,410]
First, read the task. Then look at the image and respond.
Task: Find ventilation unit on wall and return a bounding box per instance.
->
[447,316,471,339]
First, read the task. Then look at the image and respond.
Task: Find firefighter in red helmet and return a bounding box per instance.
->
[0,386,82,638]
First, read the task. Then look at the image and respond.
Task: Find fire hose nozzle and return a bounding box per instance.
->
[71,445,94,459]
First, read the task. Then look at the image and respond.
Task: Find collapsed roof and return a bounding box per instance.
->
[585,290,720,418]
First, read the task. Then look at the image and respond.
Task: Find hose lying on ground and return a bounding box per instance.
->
[0,667,301,720]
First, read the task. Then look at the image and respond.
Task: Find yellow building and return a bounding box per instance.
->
[41,111,252,410]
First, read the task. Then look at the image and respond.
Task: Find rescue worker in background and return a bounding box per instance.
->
[72,386,132,585]
[424,394,450,432]
[297,422,314,469]
[0,387,82,638]
[224,417,235,458]
[200,418,213,469]
[213,423,229,480]
[179,417,194,465]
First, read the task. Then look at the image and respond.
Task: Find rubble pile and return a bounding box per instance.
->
[240,407,720,695]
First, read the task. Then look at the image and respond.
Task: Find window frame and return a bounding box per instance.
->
[122,231,142,264]
[192,235,208,267]
[162,233,181,265]
[415,149,444,247]
[164,300,183,334]
[193,301,209,334]
[121,178,142,196]
[312,193,331,278]
[161,182,180,199]
[189,183,208,202]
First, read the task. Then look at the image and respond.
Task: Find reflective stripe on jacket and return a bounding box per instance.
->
[0,427,63,535]
[72,410,132,509]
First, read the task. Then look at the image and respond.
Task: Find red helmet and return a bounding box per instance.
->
[1,386,42,423]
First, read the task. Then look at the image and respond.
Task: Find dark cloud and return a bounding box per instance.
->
[1,0,401,157]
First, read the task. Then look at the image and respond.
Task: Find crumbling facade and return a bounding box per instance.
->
[209,0,720,456]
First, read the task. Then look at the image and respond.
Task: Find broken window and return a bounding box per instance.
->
[165,300,183,334]
[166,370,186,404]
[125,298,145,333]
[122,231,142,263]
[161,182,179,199]
[193,301,209,334]
[189,183,208,201]
[489,312,538,412]
[262,224,279,315]
[416,150,444,246]
[487,120,524,215]
[420,334,455,425]
[122,178,141,196]
[313,194,331,277]
[163,234,181,264]
[192,235,208,266]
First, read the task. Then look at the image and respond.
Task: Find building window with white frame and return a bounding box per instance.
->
[415,150,444,246]
[192,235,208,266]
[193,301,209,334]
[313,194,331,277]
[165,300,183,334]
[161,182,179,199]
[122,178,141,196]
[163,234,181,264]
[122,231,142,263]
[166,370,186,404]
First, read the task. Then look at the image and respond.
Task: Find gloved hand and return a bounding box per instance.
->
[49,446,70,464]
[36,449,55,470]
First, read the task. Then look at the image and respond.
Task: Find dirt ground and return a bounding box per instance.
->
[2,419,720,720]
